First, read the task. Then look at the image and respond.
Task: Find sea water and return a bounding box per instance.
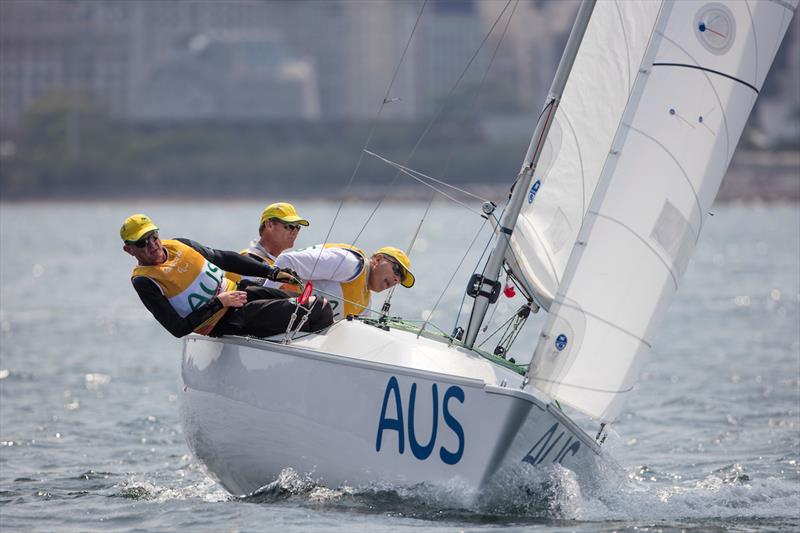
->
[1,200,798,532]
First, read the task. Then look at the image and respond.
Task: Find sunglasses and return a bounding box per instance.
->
[388,258,405,280]
[273,219,302,232]
[128,231,159,248]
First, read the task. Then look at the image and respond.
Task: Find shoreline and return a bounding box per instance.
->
[1,181,798,204]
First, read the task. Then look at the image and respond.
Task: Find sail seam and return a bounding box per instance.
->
[529,374,635,395]
[656,33,732,165]
[744,1,760,84]
[626,125,704,234]
[552,299,653,348]
[518,220,562,290]
[560,109,586,218]
[613,0,632,92]
[588,211,679,290]
[766,0,797,13]
[651,63,759,94]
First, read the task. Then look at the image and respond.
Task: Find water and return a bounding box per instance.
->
[1,200,798,531]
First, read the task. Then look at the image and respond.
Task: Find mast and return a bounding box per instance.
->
[463,0,596,348]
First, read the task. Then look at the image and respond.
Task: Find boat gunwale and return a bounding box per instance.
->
[184,331,510,390]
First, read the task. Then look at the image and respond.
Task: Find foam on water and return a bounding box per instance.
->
[203,451,799,526]
[115,475,230,503]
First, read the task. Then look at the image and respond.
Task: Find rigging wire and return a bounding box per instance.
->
[363,150,492,204]
[450,208,503,335]
[417,215,492,338]
[477,312,516,348]
[343,0,517,250]
[378,0,520,324]
[307,0,518,316]
[304,0,429,282]
[379,204,427,318]
[363,150,488,216]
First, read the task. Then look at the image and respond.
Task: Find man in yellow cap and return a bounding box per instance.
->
[270,243,415,321]
[240,202,310,266]
[120,214,332,338]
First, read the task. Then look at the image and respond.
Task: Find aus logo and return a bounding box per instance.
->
[188,263,224,310]
[375,376,465,465]
[555,334,568,351]
[528,180,541,204]
[522,422,581,466]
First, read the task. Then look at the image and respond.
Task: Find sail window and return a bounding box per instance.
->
[544,207,573,256]
[650,199,694,278]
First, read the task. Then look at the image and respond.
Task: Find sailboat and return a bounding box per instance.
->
[178,0,796,497]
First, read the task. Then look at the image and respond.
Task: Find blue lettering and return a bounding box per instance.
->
[556,440,581,464]
[408,383,437,460]
[522,422,560,465]
[375,377,465,465]
[199,280,218,296]
[188,293,210,311]
[200,269,222,295]
[528,179,541,204]
[375,376,404,454]
[439,385,465,465]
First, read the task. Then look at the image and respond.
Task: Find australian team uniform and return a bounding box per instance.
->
[230,240,300,294]
[130,239,332,338]
[271,243,371,321]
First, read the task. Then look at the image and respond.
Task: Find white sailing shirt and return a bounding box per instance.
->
[269,244,369,321]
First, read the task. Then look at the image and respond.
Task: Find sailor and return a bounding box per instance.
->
[121,214,333,338]
[240,202,310,265]
[270,243,415,321]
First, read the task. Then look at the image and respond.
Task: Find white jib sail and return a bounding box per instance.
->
[526,0,797,422]
[507,1,663,309]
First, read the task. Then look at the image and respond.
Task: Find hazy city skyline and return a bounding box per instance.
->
[0,0,797,200]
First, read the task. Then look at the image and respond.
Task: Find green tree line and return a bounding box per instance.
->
[1,95,529,199]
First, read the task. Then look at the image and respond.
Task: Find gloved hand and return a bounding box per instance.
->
[269,267,301,285]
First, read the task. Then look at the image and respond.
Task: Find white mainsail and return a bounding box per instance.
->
[507,1,663,309]
[524,0,797,422]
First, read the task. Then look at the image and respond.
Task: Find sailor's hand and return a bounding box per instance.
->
[271,267,301,285]
[217,290,247,308]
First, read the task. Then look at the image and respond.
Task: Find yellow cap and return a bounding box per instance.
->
[375,246,415,288]
[120,214,158,243]
[260,202,309,226]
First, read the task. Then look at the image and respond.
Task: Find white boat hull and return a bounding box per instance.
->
[179,320,600,496]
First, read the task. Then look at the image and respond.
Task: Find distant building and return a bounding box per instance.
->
[0,0,319,129]
[0,0,135,129]
[136,30,319,121]
[0,0,796,138]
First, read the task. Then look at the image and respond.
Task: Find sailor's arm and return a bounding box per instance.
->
[131,276,229,338]
[275,247,362,282]
[176,238,279,279]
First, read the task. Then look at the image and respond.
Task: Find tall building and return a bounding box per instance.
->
[0,0,135,129]
[0,0,319,129]
[1,0,795,139]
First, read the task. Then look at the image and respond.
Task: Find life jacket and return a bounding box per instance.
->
[231,242,300,294]
[323,243,371,318]
[223,242,274,285]
[131,240,236,335]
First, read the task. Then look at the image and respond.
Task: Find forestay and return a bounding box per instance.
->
[507,1,663,309]
[525,0,797,422]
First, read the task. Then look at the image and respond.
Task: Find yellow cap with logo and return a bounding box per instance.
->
[120,214,158,243]
[260,203,309,226]
[375,246,415,288]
